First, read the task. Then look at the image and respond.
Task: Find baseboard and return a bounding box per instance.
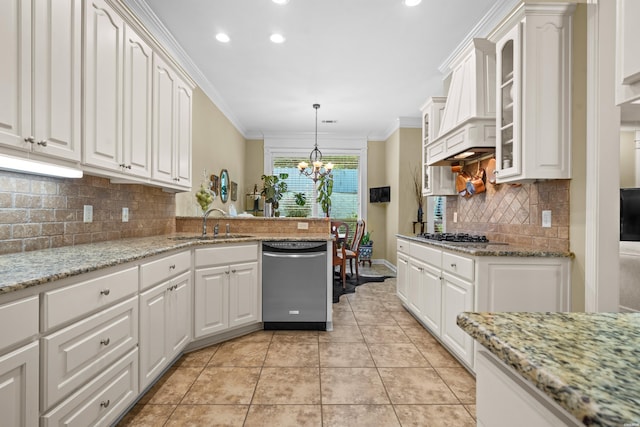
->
[619,304,639,313]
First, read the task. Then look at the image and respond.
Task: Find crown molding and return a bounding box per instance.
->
[374,116,421,141]
[123,0,248,137]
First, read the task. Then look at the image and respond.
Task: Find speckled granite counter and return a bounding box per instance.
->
[0,233,332,295]
[398,234,573,257]
[457,312,640,426]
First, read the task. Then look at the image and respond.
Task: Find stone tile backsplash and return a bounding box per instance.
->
[0,171,175,254]
[445,161,570,251]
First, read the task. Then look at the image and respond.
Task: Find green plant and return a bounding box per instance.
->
[261,173,288,204]
[294,192,306,207]
[361,231,373,245]
[286,208,309,218]
[316,174,333,217]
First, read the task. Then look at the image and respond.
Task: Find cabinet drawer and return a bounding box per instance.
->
[140,250,191,291]
[410,242,441,267]
[396,239,410,255]
[41,296,138,410]
[442,251,474,281]
[43,266,138,331]
[41,348,138,427]
[0,296,39,352]
[195,243,258,267]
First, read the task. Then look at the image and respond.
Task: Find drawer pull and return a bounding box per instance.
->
[100,338,110,346]
[231,269,237,273]
[100,399,110,408]
[169,264,176,270]
[225,270,230,275]
[450,263,457,268]
[100,289,110,296]
[173,284,178,291]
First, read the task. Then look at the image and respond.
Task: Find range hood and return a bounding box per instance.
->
[427,38,496,166]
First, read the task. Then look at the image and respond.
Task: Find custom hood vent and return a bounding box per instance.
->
[427,38,496,166]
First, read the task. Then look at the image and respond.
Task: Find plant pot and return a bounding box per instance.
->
[359,243,373,262]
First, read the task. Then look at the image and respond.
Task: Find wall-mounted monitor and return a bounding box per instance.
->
[621,188,640,241]
[370,186,390,203]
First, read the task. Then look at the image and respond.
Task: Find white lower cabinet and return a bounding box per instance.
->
[41,348,138,427]
[194,244,259,338]
[139,270,191,391]
[0,341,39,427]
[397,237,571,372]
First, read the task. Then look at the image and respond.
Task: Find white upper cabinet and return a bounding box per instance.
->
[421,97,456,196]
[491,3,575,183]
[84,0,152,179]
[616,0,640,104]
[0,0,81,162]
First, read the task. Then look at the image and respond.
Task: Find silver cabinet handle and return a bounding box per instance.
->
[100,338,110,346]
[173,284,178,291]
[37,139,47,146]
[231,269,237,273]
[100,289,110,296]
[169,264,176,270]
[100,399,110,408]
[225,270,230,275]
[24,136,35,143]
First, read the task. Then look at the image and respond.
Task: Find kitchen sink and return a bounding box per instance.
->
[169,234,253,241]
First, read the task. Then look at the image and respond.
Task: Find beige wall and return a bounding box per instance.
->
[385,130,400,266]
[620,131,636,188]
[244,139,265,212]
[366,140,387,260]
[176,88,247,216]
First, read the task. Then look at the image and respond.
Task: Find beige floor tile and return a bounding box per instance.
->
[417,343,464,368]
[165,405,248,427]
[331,299,353,312]
[244,405,322,427]
[378,367,459,404]
[368,343,430,367]
[401,324,439,342]
[208,341,270,367]
[319,342,375,367]
[359,325,411,344]
[347,299,387,312]
[263,342,319,367]
[381,299,406,312]
[436,367,476,404]
[353,310,399,325]
[116,404,175,426]
[465,404,477,420]
[173,345,219,368]
[271,330,319,344]
[143,367,202,405]
[394,404,476,427]
[388,310,420,325]
[181,367,261,404]
[227,330,274,343]
[252,367,321,404]
[319,324,364,343]
[322,405,400,427]
[320,367,389,404]
[331,310,357,325]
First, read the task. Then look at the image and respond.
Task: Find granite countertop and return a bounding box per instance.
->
[398,234,573,258]
[0,233,332,295]
[457,312,640,426]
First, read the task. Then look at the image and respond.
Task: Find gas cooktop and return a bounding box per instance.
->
[417,233,494,244]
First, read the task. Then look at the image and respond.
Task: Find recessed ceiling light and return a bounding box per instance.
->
[272,0,289,4]
[215,33,230,43]
[402,0,422,6]
[270,33,286,44]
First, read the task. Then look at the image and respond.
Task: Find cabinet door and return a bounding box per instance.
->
[122,24,152,178]
[408,259,424,316]
[139,282,168,390]
[167,272,191,360]
[194,266,229,338]
[84,0,124,170]
[617,0,640,103]
[229,262,259,329]
[396,253,409,303]
[152,53,176,185]
[0,342,38,427]
[0,0,31,151]
[32,0,82,161]
[441,273,474,367]
[175,77,192,188]
[421,264,442,336]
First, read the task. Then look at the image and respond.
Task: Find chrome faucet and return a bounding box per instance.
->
[202,207,227,236]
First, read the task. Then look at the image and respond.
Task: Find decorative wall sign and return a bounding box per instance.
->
[230,181,238,201]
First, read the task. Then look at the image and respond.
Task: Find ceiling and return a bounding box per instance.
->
[132,0,504,140]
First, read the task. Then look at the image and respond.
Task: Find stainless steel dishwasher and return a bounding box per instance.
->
[262,241,327,330]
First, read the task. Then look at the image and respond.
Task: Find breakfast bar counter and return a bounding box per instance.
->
[457,311,640,426]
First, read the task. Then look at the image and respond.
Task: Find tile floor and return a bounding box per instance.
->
[118,265,476,426]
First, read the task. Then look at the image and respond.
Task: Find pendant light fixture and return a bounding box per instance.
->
[297,104,333,182]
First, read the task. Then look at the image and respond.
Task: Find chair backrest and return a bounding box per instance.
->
[350,219,366,252]
[330,221,350,246]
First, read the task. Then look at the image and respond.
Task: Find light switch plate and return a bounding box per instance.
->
[297,222,309,230]
[83,205,93,223]
[122,207,129,222]
[542,210,552,228]
[453,212,458,223]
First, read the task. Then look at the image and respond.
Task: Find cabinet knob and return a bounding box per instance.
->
[100,400,110,408]
[24,136,35,144]
[37,139,48,146]
[173,284,178,291]
[169,264,176,270]
[100,338,110,346]
[225,270,230,275]
[231,269,237,273]
[124,164,131,169]
[100,289,110,296]
[450,263,457,268]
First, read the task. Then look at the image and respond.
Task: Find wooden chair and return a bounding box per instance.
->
[330,221,350,248]
[332,233,347,288]
[344,219,366,281]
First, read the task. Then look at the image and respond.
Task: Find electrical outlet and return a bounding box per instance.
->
[297,222,309,230]
[453,212,458,223]
[122,207,129,222]
[83,205,93,223]
[542,210,552,228]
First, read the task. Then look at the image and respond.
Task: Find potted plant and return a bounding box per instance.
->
[285,192,310,217]
[317,174,333,217]
[359,230,373,266]
[261,173,288,217]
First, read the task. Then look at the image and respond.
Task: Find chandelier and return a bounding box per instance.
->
[297,104,333,182]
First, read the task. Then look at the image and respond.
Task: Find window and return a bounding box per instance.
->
[272,154,361,224]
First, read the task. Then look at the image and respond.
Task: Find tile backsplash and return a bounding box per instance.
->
[0,172,175,254]
[445,162,570,251]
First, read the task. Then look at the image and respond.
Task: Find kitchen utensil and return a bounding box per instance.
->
[456,171,471,197]
[466,168,486,195]
[487,158,497,184]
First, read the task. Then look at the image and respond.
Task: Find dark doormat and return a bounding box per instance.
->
[333,273,389,303]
